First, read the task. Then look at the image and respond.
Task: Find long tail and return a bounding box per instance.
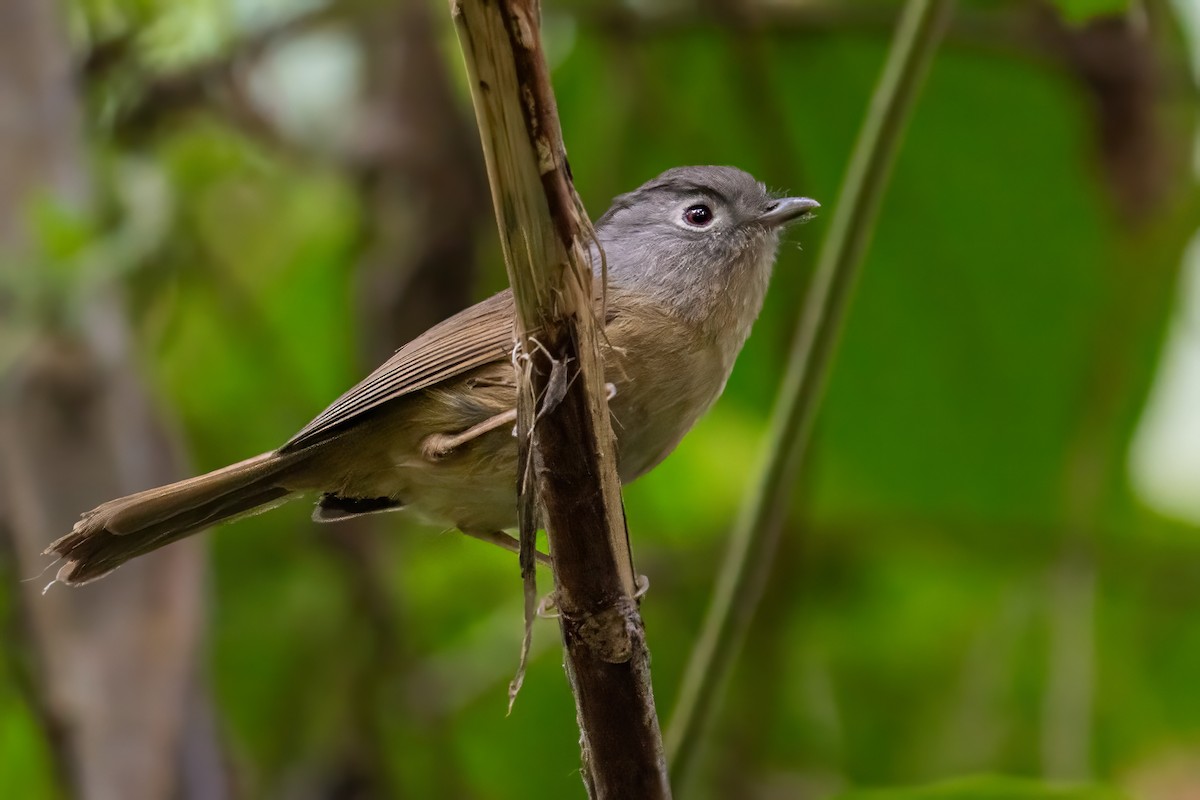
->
[45,451,304,586]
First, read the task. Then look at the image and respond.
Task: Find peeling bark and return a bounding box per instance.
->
[453,1,670,796]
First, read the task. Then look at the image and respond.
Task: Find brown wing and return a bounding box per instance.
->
[280,291,516,452]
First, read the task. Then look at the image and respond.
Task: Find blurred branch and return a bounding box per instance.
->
[585,2,1025,56]
[81,2,352,80]
[665,0,954,788]
[703,0,808,188]
[88,0,362,151]
[452,0,669,795]
[352,0,488,360]
[584,1,1197,104]
[89,0,1198,184]
[1031,5,1174,223]
[1041,547,1097,779]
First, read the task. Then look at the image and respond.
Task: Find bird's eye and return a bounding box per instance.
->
[683,204,714,227]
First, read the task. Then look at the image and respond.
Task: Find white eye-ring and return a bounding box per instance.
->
[682,203,714,227]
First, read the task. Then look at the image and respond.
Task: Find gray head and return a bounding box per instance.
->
[596,166,818,346]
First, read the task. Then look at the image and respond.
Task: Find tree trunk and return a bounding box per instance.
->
[0,1,227,797]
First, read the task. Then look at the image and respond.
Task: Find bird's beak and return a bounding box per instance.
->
[758,197,820,227]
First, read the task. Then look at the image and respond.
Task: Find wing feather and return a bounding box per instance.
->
[281,291,516,452]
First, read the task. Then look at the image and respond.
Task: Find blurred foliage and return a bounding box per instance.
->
[1052,1,1130,23]
[3,0,1200,798]
[834,775,1130,799]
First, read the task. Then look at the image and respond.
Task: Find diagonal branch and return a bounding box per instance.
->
[664,0,955,788]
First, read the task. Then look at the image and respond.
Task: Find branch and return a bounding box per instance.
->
[451,1,669,797]
[584,2,1025,57]
[93,1,358,150]
[664,0,955,787]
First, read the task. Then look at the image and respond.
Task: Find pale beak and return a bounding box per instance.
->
[758,197,820,227]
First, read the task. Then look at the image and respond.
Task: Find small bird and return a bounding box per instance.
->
[45,166,818,585]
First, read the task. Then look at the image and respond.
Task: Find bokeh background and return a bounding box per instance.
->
[2,0,1199,798]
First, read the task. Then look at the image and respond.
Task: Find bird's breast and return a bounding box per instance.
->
[602,299,730,482]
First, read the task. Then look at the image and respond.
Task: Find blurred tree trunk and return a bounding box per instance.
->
[314,0,489,795]
[353,0,488,359]
[0,1,228,798]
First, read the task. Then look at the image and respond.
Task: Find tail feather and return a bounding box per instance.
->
[45,451,302,586]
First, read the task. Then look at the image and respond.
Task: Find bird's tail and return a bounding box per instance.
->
[44,451,304,586]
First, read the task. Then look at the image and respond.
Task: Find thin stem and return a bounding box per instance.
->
[664,0,955,786]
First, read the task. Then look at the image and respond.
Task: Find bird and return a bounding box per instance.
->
[44,165,818,586]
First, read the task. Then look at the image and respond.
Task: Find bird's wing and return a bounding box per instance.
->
[281,290,517,452]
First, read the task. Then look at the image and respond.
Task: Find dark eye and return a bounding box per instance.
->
[683,204,714,227]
